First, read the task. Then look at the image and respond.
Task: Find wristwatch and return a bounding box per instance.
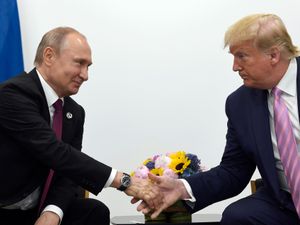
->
[117,173,131,191]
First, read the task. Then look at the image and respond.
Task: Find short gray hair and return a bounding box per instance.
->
[34,27,85,66]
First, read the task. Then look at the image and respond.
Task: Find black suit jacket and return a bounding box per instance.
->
[0,69,112,211]
[185,58,300,214]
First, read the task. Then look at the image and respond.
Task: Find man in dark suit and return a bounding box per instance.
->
[137,14,300,225]
[0,27,160,225]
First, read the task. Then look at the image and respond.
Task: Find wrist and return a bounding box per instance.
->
[177,179,190,200]
[117,173,131,191]
[42,205,63,223]
[111,171,131,191]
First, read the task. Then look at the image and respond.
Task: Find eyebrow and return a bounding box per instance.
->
[74,57,93,66]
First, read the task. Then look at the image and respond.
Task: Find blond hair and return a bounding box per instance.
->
[34,27,85,66]
[224,14,299,59]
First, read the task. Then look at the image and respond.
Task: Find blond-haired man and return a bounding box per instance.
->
[139,14,300,225]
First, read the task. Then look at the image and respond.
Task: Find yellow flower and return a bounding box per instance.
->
[143,158,152,165]
[169,151,191,174]
[150,168,164,176]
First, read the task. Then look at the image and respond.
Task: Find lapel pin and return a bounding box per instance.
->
[66,112,73,119]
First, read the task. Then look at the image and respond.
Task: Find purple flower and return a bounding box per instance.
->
[145,161,155,170]
[186,153,201,172]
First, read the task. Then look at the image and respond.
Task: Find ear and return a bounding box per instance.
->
[268,47,280,65]
[43,47,56,66]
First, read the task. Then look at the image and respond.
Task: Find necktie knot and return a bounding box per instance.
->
[52,99,63,140]
[53,99,63,112]
[272,86,282,98]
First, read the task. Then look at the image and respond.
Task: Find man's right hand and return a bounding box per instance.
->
[132,173,190,219]
[125,175,164,211]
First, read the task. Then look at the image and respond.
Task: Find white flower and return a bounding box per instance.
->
[155,155,171,169]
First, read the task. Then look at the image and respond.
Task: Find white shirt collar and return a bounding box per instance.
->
[36,69,64,107]
[275,58,297,96]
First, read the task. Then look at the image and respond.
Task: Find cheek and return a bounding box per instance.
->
[65,68,79,80]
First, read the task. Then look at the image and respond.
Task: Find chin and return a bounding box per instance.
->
[68,89,79,96]
[243,82,256,88]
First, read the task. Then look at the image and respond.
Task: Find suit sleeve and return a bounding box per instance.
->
[185,95,256,212]
[0,79,112,195]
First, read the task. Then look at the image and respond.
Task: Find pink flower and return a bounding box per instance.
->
[152,154,160,161]
[134,165,149,179]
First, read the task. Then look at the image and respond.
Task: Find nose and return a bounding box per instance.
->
[80,67,89,81]
[232,58,242,72]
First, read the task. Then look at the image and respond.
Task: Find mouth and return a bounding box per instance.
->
[239,73,247,80]
[73,81,82,88]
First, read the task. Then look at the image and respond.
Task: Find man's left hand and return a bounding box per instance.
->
[34,211,60,225]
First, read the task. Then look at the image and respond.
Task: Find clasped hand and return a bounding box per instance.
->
[125,173,188,219]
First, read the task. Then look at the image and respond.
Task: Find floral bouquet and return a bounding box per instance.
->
[132,150,204,180]
[132,151,205,223]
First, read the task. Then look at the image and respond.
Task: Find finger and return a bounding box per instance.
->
[150,206,165,219]
[148,173,161,183]
[144,190,163,210]
[142,192,155,209]
[141,206,153,215]
[137,201,148,211]
[131,197,140,204]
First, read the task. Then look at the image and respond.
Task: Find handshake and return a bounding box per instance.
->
[118,151,202,218]
[123,172,191,219]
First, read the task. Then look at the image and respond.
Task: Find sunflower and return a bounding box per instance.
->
[169,151,191,174]
[150,167,164,176]
[143,158,152,165]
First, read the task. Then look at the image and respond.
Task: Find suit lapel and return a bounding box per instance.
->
[296,57,300,121]
[250,89,280,195]
[28,69,51,123]
[62,97,75,141]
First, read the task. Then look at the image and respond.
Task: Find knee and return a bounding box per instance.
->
[221,202,252,225]
[90,199,110,220]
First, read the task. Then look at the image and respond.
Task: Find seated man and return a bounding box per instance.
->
[137,13,300,225]
[0,27,160,225]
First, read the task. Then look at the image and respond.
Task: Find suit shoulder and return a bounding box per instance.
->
[225,85,267,115]
[64,96,84,111]
[0,71,41,95]
[227,85,253,103]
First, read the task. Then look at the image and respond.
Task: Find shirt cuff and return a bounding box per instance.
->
[104,168,117,188]
[43,205,63,224]
[180,179,196,209]
[180,179,196,202]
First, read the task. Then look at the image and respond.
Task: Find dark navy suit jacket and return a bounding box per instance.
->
[0,69,112,211]
[185,57,300,214]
